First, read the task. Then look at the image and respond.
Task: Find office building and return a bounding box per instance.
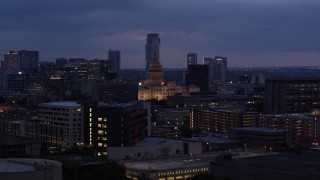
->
[3,71,28,93]
[18,50,39,73]
[2,119,64,148]
[185,64,209,91]
[108,49,120,75]
[37,101,84,148]
[83,102,147,157]
[265,77,320,114]
[145,33,160,64]
[50,59,108,81]
[203,56,227,89]
[0,135,41,157]
[152,107,190,139]
[0,51,20,92]
[190,108,257,135]
[257,114,320,146]
[82,80,139,102]
[2,51,20,71]
[228,127,292,149]
[187,53,197,65]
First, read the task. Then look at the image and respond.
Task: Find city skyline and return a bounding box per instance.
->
[0,0,319,68]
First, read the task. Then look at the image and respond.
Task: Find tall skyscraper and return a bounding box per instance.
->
[108,49,121,75]
[2,51,20,71]
[1,51,19,91]
[145,33,160,64]
[187,53,197,65]
[18,50,39,73]
[203,56,227,89]
[214,56,227,86]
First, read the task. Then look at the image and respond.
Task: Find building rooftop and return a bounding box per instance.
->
[266,77,320,81]
[133,137,183,147]
[0,158,62,172]
[98,102,138,108]
[221,152,320,178]
[123,152,268,171]
[40,101,81,107]
[183,134,239,144]
[123,154,217,171]
[262,113,312,119]
[231,127,287,133]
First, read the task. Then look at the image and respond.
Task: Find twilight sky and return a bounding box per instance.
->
[0,0,319,68]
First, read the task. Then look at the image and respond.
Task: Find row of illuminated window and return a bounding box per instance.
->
[97,143,107,147]
[97,152,107,156]
[98,118,107,122]
[156,167,209,177]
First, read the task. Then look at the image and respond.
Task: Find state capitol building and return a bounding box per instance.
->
[138,54,199,101]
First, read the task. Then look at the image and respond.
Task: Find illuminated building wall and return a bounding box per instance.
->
[138,82,200,101]
[37,101,84,148]
[257,114,320,146]
[190,109,257,135]
[266,77,320,114]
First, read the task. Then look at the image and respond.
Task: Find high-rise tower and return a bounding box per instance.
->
[145,33,160,65]
[108,49,121,75]
[18,50,39,73]
[2,51,20,72]
[187,53,197,65]
[203,56,227,89]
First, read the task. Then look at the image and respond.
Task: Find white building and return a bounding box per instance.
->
[37,101,83,148]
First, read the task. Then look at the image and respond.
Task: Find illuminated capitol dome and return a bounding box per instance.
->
[146,53,164,86]
[138,54,200,101]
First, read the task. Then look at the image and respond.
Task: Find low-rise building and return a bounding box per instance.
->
[190,108,258,135]
[228,127,291,149]
[257,114,320,146]
[107,137,201,160]
[124,154,211,180]
[0,158,62,180]
[0,135,41,157]
[211,152,320,180]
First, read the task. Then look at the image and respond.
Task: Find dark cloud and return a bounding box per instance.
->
[0,0,319,67]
